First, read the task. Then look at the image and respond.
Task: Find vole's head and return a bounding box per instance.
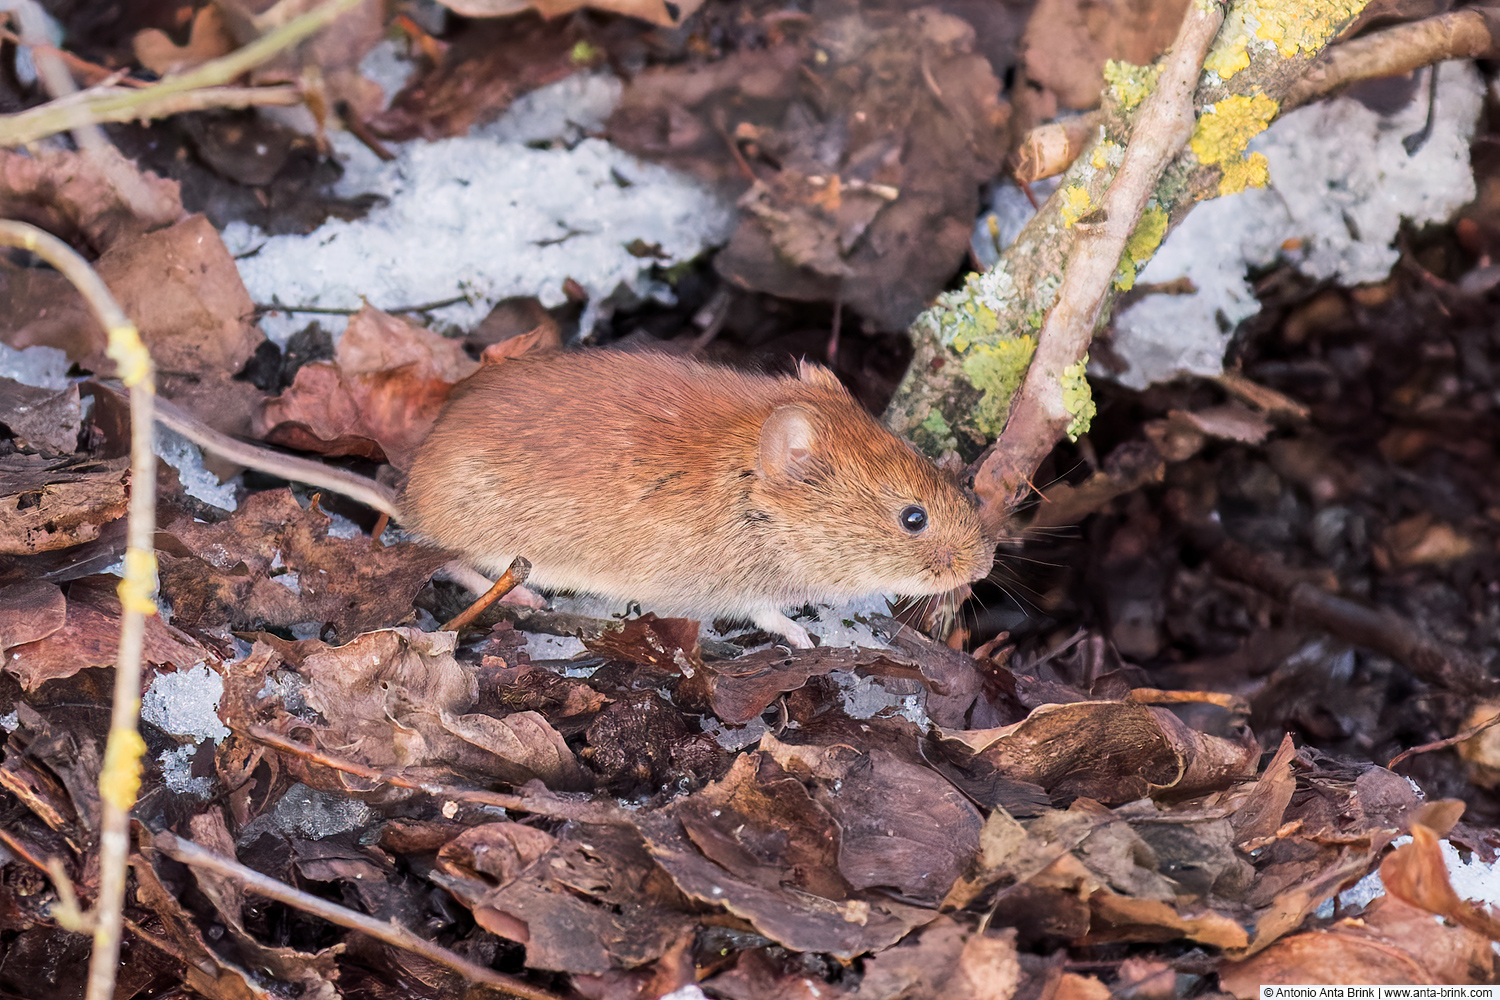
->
[750,363,994,601]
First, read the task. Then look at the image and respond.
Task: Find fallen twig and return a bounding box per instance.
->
[0,219,157,1000]
[0,0,363,148]
[155,832,567,1000]
[441,556,531,632]
[1286,7,1500,109]
[243,725,630,826]
[971,0,1226,521]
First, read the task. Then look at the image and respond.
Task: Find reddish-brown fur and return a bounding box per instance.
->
[403,351,993,644]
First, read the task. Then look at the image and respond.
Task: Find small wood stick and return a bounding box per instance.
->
[440,556,531,632]
[155,832,565,1000]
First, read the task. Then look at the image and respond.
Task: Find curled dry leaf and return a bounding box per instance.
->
[436,0,704,29]
[0,145,183,257]
[1218,891,1497,993]
[936,700,1259,804]
[609,8,1007,329]
[1380,823,1500,940]
[132,5,236,75]
[440,709,593,791]
[256,305,479,468]
[855,918,1020,1000]
[0,379,81,456]
[91,215,264,379]
[476,823,698,974]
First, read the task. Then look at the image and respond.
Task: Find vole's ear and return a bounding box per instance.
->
[797,360,846,393]
[758,405,819,482]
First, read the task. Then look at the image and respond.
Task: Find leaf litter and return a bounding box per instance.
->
[0,0,1498,997]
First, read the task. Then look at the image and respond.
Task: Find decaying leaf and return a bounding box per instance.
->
[0,455,129,555]
[256,305,479,467]
[157,489,451,638]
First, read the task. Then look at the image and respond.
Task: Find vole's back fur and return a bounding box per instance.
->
[403,351,993,643]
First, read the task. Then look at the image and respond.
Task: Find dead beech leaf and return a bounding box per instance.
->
[937,700,1258,804]
[0,145,183,260]
[440,710,592,791]
[479,823,698,975]
[437,822,557,887]
[3,578,209,690]
[1052,974,1111,1000]
[760,734,983,905]
[436,0,703,28]
[133,5,235,75]
[0,455,129,555]
[1168,404,1273,444]
[1020,0,1190,110]
[156,489,450,639]
[636,753,933,958]
[0,581,67,651]
[854,918,1019,1000]
[1381,824,1500,940]
[89,215,263,380]
[256,305,478,468]
[1227,733,1297,848]
[1380,513,1476,568]
[0,379,81,455]
[610,9,1007,329]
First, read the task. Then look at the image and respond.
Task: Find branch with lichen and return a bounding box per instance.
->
[0,221,156,1000]
[885,0,1380,521]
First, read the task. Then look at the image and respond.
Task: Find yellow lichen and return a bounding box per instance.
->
[100,724,146,812]
[1114,205,1170,291]
[1203,34,1250,79]
[1247,0,1370,58]
[1060,186,1092,228]
[960,337,1038,437]
[1103,60,1159,112]
[1218,151,1270,195]
[1192,94,1278,164]
[1061,358,1096,441]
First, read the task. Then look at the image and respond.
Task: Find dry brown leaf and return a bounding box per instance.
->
[1381,823,1500,940]
[133,5,236,75]
[0,380,81,455]
[157,489,451,639]
[436,0,703,28]
[0,455,128,555]
[936,700,1259,804]
[440,710,592,791]
[478,823,698,974]
[637,753,935,958]
[0,581,66,651]
[256,305,478,468]
[1019,0,1190,110]
[0,145,183,258]
[760,734,983,906]
[2,578,210,690]
[1379,513,1477,568]
[89,215,263,379]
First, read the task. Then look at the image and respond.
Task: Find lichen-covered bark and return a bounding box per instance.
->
[887,0,1375,466]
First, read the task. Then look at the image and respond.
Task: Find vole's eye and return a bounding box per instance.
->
[899,505,928,534]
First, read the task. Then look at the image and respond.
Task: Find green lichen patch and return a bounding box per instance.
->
[1103,60,1161,112]
[1113,204,1170,291]
[1061,358,1097,441]
[960,336,1038,437]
